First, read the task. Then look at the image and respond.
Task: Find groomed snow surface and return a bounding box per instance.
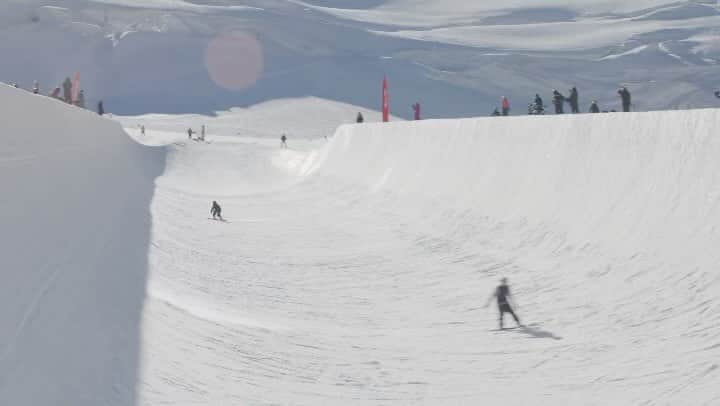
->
[3,84,720,405]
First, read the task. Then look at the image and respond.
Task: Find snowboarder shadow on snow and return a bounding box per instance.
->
[513,324,562,340]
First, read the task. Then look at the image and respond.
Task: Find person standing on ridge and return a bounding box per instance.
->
[485,277,522,329]
[568,87,579,113]
[32,80,39,94]
[412,102,421,120]
[356,112,364,123]
[62,77,72,103]
[280,134,287,149]
[211,201,222,220]
[552,89,565,114]
[618,86,631,112]
[75,90,85,108]
[97,100,104,116]
[589,100,600,113]
[187,127,194,139]
[501,96,510,116]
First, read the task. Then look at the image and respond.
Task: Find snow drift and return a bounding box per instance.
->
[0,84,164,405]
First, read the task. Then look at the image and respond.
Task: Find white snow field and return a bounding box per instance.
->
[130,105,720,404]
[3,84,720,405]
[0,84,164,404]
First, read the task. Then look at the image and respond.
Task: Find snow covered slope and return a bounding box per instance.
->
[116,96,401,140]
[0,84,164,405]
[129,106,720,404]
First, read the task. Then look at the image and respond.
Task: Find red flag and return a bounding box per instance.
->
[71,72,81,104]
[382,76,389,122]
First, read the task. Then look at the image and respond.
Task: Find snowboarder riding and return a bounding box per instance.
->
[486,277,522,329]
[211,201,222,220]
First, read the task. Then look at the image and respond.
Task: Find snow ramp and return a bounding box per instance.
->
[0,84,164,405]
[313,111,720,403]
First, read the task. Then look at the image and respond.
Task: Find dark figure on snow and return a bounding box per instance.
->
[529,94,544,115]
[356,112,364,123]
[281,134,287,149]
[140,125,145,136]
[486,277,522,329]
[32,80,39,95]
[211,201,222,220]
[97,100,104,116]
[568,87,579,113]
[714,90,720,99]
[552,89,565,114]
[501,96,510,116]
[589,100,600,113]
[491,108,501,116]
[62,77,72,103]
[187,127,194,139]
[75,90,85,108]
[618,87,631,112]
[412,102,421,120]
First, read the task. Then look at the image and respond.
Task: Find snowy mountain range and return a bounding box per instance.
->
[1,0,719,117]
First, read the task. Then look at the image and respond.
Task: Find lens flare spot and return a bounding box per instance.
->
[204,31,264,91]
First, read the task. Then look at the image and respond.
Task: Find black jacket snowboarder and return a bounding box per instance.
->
[356,112,364,123]
[62,77,72,103]
[618,87,631,112]
[568,87,579,113]
[589,101,600,113]
[529,94,544,115]
[552,90,565,114]
[211,201,222,220]
[486,277,522,329]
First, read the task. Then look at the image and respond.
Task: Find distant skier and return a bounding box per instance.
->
[486,277,522,329]
[412,102,421,120]
[140,125,146,136]
[552,89,565,114]
[187,127,194,139]
[97,100,104,116]
[568,87,579,113]
[281,134,287,148]
[618,86,631,112]
[589,100,600,113]
[32,80,39,94]
[529,94,544,115]
[356,112,364,123]
[501,96,510,116]
[211,201,222,220]
[62,77,72,103]
[75,90,85,108]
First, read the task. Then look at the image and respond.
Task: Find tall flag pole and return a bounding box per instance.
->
[382,76,389,122]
